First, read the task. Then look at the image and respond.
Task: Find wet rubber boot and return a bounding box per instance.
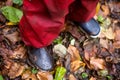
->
[75,18,100,38]
[28,47,54,71]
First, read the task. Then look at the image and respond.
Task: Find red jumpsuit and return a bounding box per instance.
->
[19,0,99,48]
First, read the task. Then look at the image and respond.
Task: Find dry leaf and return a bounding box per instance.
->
[84,42,97,61]
[113,41,120,48]
[101,5,110,16]
[26,74,37,80]
[90,57,105,70]
[10,46,26,59]
[65,22,82,39]
[113,30,120,48]
[100,38,108,49]
[22,70,32,79]
[3,27,21,44]
[90,77,96,80]
[103,27,115,39]
[37,71,53,80]
[67,45,81,61]
[69,74,77,80]
[115,30,120,41]
[8,62,25,79]
[70,60,85,72]
[6,0,13,6]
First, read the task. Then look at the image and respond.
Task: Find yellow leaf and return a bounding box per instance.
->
[70,60,85,72]
[67,45,81,61]
[6,22,17,26]
[96,2,100,15]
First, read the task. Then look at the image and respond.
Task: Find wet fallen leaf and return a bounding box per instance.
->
[70,60,85,72]
[8,62,25,79]
[90,77,96,80]
[65,22,82,39]
[113,30,120,48]
[96,2,100,15]
[115,29,120,41]
[67,45,81,61]
[26,74,37,80]
[83,41,97,61]
[6,0,13,6]
[10,46,26,59]
[97,69,108,77]
[113,41,120,48]
[1,6,23,23]
[68,74,77,80]
[22,70,32,79]
[101,5,110,16]
[37,71,53,80]
[6,22,18,25]
[0,75,4,80]
[0,13,6,23]
[100,38,108,49]
[54,66,66,80]
[13,0,23,6]
[3,27,21,44]
[90,57,105,70]
[102,27,115,39]
[81,72,88,79]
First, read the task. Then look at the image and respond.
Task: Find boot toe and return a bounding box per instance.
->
[75,18,100,38]
[28,47,54,71]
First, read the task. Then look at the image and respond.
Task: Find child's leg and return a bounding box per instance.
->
[19,0,74,48]
[68,0,99,22]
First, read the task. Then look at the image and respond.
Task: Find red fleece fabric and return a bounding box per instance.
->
[19,0,99,48]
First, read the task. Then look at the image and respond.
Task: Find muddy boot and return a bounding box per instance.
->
[28,47,54,71]
[75,18,101,38]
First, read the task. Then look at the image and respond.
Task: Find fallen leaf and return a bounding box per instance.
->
[113,30,120,48]
[6,22,18,25]
[0,75,4,80]
[90,77,96,80]
[97,69,108,77]
[83,41,97,61]
[10,46,26,59]
[68,74,77,80]
[3,27,21,44]
[90,57,105,70]
[1,6,23,23]
[37,71,53,80]
[0,13,6,23]
[70,60,85,72]
[100,38,108,49]
[113,41,120,48]
[65,22,82,39]
[96,2,100,15]
[6,0,13,6]
[26,74,37,80]
[54,66,66,80]
[115,30,120,41]
[102,27,115,39]
[22,70,32,79]
[101,5,110,16]
[67,45,81,61]
[8,62,25,79]
[13,0,23,6]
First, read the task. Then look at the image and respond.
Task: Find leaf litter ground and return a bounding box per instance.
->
[0,0,120,80]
